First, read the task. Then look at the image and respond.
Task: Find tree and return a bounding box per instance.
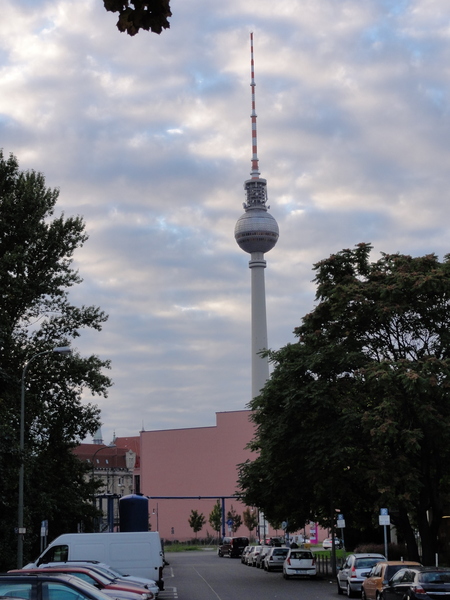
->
[0,151,112,569]
[226,505,242,534]
[242,507,258,539]
[208,501,222,538]
[238,243,450,564]
[103,0,171,36]
[188,510,206,538]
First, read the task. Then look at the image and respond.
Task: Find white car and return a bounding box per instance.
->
[322,537,343,550]
[283,548,316,579]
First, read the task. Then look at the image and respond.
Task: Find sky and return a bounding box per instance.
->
[2,0,450,445]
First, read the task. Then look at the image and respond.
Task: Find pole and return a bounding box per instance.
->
[384,525,388,560]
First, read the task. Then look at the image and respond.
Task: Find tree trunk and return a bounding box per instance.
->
[392,508,420,562]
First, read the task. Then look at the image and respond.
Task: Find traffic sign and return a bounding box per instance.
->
[379,515,390,526]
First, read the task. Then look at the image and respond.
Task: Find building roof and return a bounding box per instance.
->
[73,444,133,469]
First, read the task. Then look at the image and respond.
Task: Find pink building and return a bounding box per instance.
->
[118,410,258,541]
[73,409,326,543]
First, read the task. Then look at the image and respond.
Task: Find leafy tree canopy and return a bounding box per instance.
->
[243,507,258,535]
[0,151,112,569]
[188,509,206,537]
[227,505,242,534]
[208,500,221,535]
[238,243,450,564]
[103,0,171,36]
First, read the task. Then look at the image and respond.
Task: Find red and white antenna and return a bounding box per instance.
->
[250,32,260,179]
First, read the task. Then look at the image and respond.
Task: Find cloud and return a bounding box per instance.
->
[2,0,450,443]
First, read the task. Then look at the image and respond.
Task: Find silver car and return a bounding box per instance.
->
[263,547,290,571]
[337,553,386,598]
[249,545,263,566]
[255,546,271,569]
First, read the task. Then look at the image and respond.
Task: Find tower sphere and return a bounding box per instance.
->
[235,206,279,254]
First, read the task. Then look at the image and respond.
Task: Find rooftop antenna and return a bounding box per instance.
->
[250,31,260,180]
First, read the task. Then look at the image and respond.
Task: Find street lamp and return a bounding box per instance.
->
[90,443,116,532]
[17,345,72,568]
[152,503,159,531]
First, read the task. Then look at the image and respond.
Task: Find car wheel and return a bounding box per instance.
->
[266,566,271,572]
[361,590,367,600]
[218,551,222,557]
[347,583,356,598]
[337,580,344,595]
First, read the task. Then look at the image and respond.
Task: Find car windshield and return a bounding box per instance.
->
[86,569,115,583]
[386,566,411,579]
[49,570,111,586]
[0,581,33,599]
[420,572,450,583]
[43,580,112,600]
[356,559,382,569]
[273,549,288,556]
[291,552,312,559]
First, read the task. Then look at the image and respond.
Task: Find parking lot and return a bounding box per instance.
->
[161,550,339,600]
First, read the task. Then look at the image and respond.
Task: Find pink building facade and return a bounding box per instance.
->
[116,410,324,543]
[134,410,254,541]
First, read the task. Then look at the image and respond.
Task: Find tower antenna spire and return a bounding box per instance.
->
[250,32,260,179]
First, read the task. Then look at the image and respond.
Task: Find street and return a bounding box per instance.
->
[158,550,340,600]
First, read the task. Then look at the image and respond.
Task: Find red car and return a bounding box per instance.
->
[10,567,153,600]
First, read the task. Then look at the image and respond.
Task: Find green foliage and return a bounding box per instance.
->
[238,243,450,565]
[242,507,258,534]
[208,500,221,534]
[226,505,242,534]
[0,151,112,569]
[188,510,206,537]
[103,0,171,36]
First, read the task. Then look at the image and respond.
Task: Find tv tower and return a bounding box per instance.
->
[235,32,279,400]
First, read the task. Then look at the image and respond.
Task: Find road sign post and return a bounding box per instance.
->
[379,509,390,559]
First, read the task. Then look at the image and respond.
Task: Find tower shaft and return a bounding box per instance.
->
[250,253,269,398]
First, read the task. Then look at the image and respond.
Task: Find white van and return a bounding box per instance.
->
[26,532,164,590]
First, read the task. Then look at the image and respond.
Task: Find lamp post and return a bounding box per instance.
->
[17,345,72,568]
[91,444,116,532]
[152,503,159,531]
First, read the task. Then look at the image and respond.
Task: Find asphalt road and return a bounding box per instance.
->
[158,550,340,600]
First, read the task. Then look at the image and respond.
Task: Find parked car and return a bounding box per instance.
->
[0,573,114,600]
[24,560,159,597]
[268,537,283,547]
[264,547,290,572]
[241,546,251,564]
[382,567,450,600]
[217,536,249,558]
[322,537,344,549]
[249,546,263,567]
[337,553,386,598]
[255,546,271,569]
[244,546,257,565]
[11,567,154,600]
[282,548,316,579]
[362,561,421,600]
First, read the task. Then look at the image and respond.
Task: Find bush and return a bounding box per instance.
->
[354,543,408,560]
